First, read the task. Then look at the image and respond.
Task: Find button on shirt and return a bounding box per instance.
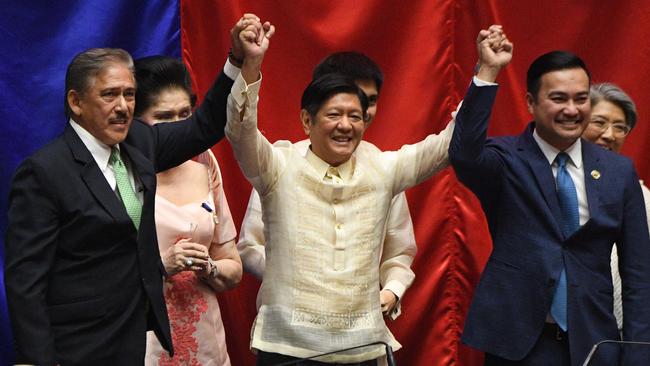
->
[225,73,455,362]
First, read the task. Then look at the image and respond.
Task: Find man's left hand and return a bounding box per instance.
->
[475,25,513,83]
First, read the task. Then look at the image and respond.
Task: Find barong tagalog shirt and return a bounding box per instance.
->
[225,73,454,362]
[236,139,418,320]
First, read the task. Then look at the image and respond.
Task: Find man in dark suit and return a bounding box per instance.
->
[4,16,273,365]
[449,27,650,365]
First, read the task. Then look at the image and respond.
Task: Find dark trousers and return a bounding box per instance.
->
[256,350,378,366]
[484,323,571,366]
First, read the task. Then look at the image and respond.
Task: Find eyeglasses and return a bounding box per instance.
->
[587,119,631,137]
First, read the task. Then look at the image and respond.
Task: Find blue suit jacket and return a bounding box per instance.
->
[449,83,650,365]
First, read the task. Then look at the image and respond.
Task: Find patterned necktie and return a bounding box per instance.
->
[109,147,142,229]
[550,152,579,331]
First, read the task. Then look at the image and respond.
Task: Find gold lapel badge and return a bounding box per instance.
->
[591,170,601,180]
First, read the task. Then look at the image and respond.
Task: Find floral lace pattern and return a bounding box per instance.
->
[158,271,208,365]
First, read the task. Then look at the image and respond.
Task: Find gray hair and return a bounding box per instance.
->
[590,82,638,130]
[64,48,134,118]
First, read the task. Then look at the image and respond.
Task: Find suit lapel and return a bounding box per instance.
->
[121,142,155,196]
[517,124,564,238]
[64,125,127,223]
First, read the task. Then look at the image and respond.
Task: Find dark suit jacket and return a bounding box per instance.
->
[449,83,650,366]
[4,71,234,365]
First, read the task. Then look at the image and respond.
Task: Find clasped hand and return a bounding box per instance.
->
[475,25,513,82]
[162,238,210,277]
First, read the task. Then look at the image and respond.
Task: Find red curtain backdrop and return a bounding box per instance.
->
[180,1,650,365]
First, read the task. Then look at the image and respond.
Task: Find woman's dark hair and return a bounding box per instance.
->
[134,56,196,117]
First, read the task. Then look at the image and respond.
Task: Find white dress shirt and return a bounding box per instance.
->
[69,119,142,203]
[532,130,589,226]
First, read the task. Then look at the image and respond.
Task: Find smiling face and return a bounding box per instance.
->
[301,92,367,166]
[582,100,629,153]
[67,62,136,146]
[139,87,192,125]
[526,68,591,151]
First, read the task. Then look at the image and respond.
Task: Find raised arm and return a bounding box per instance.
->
[448,26,512,197]
[225,19,283,195]
[139,16,274,173]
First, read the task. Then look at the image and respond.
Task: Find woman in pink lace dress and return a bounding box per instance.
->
[135,56,242,366]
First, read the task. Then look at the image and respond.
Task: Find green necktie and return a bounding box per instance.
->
[109,147,142,229]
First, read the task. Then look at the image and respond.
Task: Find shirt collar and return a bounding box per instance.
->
[69,118,115,171]
[532,128,583,169]
[304,146,354,181]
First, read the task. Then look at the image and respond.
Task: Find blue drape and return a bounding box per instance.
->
[0,2,180,364]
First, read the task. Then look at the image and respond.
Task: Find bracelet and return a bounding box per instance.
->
[204,258,219,279]
[228,48,243,67]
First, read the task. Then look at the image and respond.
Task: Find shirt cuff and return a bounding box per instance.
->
[382,282,405,321]
[472,75,498,87]
[231,72,262,109]
[224,58,241,80]
[383,280,406,301]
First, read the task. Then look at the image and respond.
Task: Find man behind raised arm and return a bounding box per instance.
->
[236,52,417,319]
[224,23,491,364]
[449,27,650,365]
[4,15,272,365]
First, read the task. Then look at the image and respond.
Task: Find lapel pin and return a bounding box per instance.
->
[591,170,601,180]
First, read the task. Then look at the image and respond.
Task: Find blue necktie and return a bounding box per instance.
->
[550,152,579,331]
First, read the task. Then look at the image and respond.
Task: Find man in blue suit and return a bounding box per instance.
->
[449,26,650,365]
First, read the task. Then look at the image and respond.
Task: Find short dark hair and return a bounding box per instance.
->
[301,73,369,121]
[133,56,196,118]
[312,52,384,93]
[65,48,134,119]
[590,83,638,130]
[526,51,591,100]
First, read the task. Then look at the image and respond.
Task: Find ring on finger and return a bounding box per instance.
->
[185,258,193,267]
